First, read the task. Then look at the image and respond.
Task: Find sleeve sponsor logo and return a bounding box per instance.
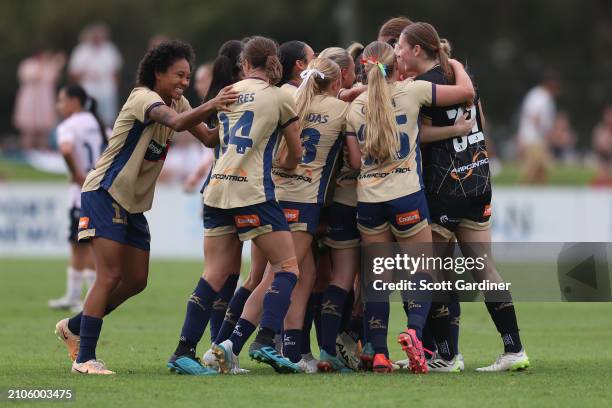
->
[78,217,90,230]
[234,214,261,228]
[144,139,171,161]
[396,210,421,226]
[283,208,300,223]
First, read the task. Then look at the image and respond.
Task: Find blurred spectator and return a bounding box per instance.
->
[68,23,122,127]
[517,71,560,184]
[13,50,66,151]
[548,111,577,164]
[194,63,213,102]
[591,105,612,186]
[148,34,170,50]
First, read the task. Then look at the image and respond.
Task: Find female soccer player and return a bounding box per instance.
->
[54,40,238,375]
[398,22,529,372]
[278,41,315,95]
[169,36,304,376]
[345,39,474,373]
[48,85,107,313]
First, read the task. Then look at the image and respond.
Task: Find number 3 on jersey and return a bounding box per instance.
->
[449,105,483,153]
[219,111,254,154]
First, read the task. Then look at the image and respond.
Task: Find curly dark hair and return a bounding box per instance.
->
[136,40,195,89]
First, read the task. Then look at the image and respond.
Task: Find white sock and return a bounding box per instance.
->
[83,268,96,293]
[67,267,84,301]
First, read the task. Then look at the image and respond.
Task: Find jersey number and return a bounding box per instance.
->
[449,105,483,153]
[301,128,321,164]
[357,114,410,165]
[219,111,254,154]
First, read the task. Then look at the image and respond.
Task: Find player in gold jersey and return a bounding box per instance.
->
[345,40,474,373]
[169,37,304,375]
[54,40,238,375]
[278,41,315,96]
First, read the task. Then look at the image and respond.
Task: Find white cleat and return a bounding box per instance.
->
[394,358,410,369]
[335,332,361,371]
[71,359,115,375]
[202,347,219,368]
[48,297,82,310]
[212,340,249,374]
[476,349,530,372]
[427,352,462,372]
[456,353,465,371]
[297,353,318,373]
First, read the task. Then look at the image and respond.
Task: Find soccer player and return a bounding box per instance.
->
[54,40,238,375]
[48,85,107,312]
[398,22,530,372]
[345,40,474,373]
[278,41,315,95]
[169,36,303,375]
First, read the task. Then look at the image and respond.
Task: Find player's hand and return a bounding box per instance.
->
[213,86,239,111]
[455,112,476,136]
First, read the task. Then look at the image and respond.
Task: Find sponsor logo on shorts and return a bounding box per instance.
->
[78,217,89,229]
[483,204,492,217]
[283,208,300,223]
[396,210,421,226]
[234,214,261,228]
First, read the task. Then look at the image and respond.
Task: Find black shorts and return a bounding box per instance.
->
[68,206,81,243]
[426,191,492,239]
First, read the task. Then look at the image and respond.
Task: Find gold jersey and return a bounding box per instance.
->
[82,87,190,213]
[203,78,298,209]
[273,94,348,204]
[346,80,434,203]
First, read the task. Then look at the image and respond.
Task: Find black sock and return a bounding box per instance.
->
[254,326,276,347]
[346,315,363,343]
[300,294,315,355]
[311,291,323,348]
[427,302,454,361]
[448,291,461,354]
[209,274,239,343]
[339,290,355,333]
[484,290,522,353]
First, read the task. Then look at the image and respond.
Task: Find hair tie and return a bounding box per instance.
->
[297,69,325,92]
[361,57,387,78]
[84,97,92,111]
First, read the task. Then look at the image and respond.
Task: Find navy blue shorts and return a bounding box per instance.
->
[279,200,321,235]
[203,200,290,241]
[78,189,150,251]
[321,202,360,249]
[357,190,430,239]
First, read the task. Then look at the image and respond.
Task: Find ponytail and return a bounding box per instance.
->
[63,84,108,146]
[87,97,109,147]
[438,38,455,84]
[265,54,282,86]
[295,58,341,132]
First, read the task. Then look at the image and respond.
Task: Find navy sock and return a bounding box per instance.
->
[214,286,252,344]
[260,272,297,333]
[449,291,461,354]
[339,290,355,333]
[485,292,522,353]
[67,305,115,336]
[254,327,276,347]
[76,315,103,363]
[347,315,363,343]
[209,274,239,343]
[320,285,348,356]
[406,272,432,339]
[282,329,302,363]
[301,294,315,355]
[364,302,389,357]
[228,318,256,355]
[422,325,436,356]
[176,278,217,355]
[428,302,454,360]
[311,291,323,348]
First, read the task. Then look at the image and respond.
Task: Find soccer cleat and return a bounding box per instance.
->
[71,359,115,375]
[202,347,219,369]
[457,353,465,371]
[317,350,353,373]
[397,329,429,374]
[336,332,361,371]
[55,318,80,362]
[426,352,462,373]
[476,350,530,372]
[297,353,319,374]
[248,342,301,374]
[49,296,82,310]
[212,340,249,374]
[169,355,218,376]
[360,342,374,371]
[372,353,394,373]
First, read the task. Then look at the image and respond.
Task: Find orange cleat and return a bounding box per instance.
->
[55,318,80,362]
[397,329,429,374]
[372,353,394,373]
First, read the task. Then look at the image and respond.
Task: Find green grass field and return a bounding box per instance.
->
[1,258,611,407]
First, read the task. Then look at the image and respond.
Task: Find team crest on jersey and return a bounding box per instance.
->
[396,210,421,226]
[78,217,89,229]
[483,205,492,217]
[234,214,261,228]
[283,209,300,223]
[144,139,171,161]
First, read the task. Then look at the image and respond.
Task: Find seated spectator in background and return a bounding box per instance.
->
[13,50,65,151]
[592,105,612,186]
[517,70,561,184]
[69,22,122,127]
[548,111,577,164]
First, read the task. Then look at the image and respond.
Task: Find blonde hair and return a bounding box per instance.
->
[319,47,352,70]
[361,41,398,162]
[295,57,341,131]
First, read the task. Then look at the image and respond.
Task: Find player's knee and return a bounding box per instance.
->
[271,256,299,276]
[95,271,122,290]
[131,275,148,294]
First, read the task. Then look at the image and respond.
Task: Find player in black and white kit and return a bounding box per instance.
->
[397,22,530,372]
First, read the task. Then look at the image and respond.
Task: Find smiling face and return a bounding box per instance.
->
[395,33,420,74]
[154,58,191,102]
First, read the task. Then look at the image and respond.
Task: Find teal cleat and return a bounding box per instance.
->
[317,350,354,373]
[249,343,302,374]
[170,355,218,376]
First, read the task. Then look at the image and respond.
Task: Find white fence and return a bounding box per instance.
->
[1,183,611,259]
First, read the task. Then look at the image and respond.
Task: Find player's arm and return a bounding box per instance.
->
[344,133,361,169]
[433,60,475,106]
[277,120,302,169]
[148,86,238,131]
[337,85,367,102]
[420,113,475,143]
[188,123,220,148]
[58,140,86,186]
